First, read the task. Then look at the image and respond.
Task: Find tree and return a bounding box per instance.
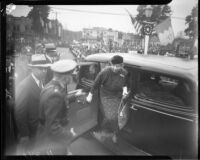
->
[184,4,198,59]
[27,5,50,38]
[136,5,172,24]
[184,4,198,39]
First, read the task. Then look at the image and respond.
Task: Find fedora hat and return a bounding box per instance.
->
[28,54,51,67]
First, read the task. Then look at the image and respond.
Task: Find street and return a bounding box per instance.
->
[57,47,75,60]
[57,47,113,155]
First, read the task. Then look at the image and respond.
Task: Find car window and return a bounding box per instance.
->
[76,63,99,91]
[136,71,194,107]
[80,64,99,81]
[46,50,57,56]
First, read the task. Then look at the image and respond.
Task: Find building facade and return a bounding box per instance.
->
[7,15,65,49]
[6,15,34,54]
[82,27,145,52]
[7,15,33,42]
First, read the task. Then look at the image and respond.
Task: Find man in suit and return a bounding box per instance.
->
[15,54,51,154]
[36,60,84,155]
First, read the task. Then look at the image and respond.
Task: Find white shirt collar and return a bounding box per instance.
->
[31,73,43,88]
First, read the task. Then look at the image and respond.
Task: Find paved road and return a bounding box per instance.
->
[57,47,113,155]
[57,47,75,60]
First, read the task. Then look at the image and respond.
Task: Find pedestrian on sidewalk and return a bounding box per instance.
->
[35,59,84,155]
[15,54,51,155]
[86,55,128,143]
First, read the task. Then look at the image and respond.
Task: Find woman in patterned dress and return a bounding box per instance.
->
[86,55,128,143]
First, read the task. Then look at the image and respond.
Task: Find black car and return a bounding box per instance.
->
[44,43,60,62]
[66,53,198,159]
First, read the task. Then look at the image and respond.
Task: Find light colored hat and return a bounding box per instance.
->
[51,59,77,73]
[146,5,153,10]
[28,54,51,67]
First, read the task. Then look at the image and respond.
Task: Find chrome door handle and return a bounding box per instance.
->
[130,105,138,111]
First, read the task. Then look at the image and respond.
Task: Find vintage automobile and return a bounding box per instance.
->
[67,53,198,159]
[44,43,60,62]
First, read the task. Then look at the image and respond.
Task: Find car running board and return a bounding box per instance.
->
[90,132,151,156]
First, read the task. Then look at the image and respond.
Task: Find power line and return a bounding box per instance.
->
[50,7,127,16]
[50,6,186,20]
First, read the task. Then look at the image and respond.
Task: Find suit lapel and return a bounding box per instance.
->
[28,75,41,97]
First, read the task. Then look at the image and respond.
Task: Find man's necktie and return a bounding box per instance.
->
[39,81,43,89]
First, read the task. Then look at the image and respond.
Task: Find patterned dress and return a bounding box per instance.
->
[90,66,127,133]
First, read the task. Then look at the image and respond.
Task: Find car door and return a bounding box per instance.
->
[120,69,198,159]
[66,62,100,138]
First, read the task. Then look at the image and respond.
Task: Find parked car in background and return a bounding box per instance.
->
[165,51,175,57]
[67,53,198,159]
[44,43,60,62]
[35,43,44,54]
[137,49,144,54]
[176,50,189,58]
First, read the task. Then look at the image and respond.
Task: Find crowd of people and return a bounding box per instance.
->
[69,40,170,58]
[69,43,107,61]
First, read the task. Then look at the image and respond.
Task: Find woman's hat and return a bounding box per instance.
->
[111,55,123,64]
[28,54,51,67]
[51,59,77,73]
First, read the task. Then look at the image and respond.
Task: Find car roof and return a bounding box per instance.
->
[77,61,97,66]
[85,53,198,83]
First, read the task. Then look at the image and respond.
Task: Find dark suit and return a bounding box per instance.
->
[6,91,18,155]
[35,80,75,155]
[15,75,41,142]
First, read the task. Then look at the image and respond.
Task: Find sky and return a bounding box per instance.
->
[9,0,198,36]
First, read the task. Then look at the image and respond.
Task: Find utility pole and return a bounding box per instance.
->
[55,11,58,44]
[50,8,61,45]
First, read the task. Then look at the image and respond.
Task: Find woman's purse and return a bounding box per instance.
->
[118,94,130,130]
